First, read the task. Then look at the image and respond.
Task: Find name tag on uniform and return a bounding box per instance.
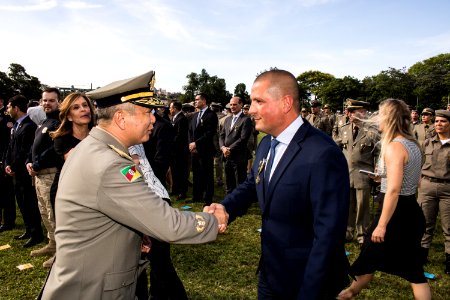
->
[120,165,142,182]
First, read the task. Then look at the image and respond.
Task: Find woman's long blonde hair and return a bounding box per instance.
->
[377,98,419,166]
[50,92,95,139]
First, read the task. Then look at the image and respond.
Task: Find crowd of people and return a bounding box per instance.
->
[0,68,450,299]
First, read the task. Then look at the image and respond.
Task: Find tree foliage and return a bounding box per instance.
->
[296,70,335,101]
[234,83,250,104]
[318,76,363,110]
[181,69,231,106]
[408,53,450,108]
[362,67,415,108]
[0,63,42,100]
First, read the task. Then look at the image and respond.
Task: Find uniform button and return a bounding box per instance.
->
[122,282,126,286]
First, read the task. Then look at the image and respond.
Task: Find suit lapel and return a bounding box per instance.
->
[262,122,309,215]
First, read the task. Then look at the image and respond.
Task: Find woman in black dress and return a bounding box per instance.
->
[338,99,431,299]
[49,93,95,212]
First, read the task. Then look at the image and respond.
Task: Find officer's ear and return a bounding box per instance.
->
[114,109,127,130]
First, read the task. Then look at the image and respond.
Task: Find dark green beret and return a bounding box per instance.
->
[86,71,165,109]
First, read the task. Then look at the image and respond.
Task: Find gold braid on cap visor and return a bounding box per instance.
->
[120,91,154,102]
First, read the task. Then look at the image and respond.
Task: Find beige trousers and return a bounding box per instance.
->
[35,170,57,243]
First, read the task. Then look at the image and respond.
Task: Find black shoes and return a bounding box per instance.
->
[14,232,31,240]
[23,236,45,248]
[177,194,186,201]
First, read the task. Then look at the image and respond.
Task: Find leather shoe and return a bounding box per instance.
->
[0,225,15,232]
[177,194,186,201]
[14,232,31,240]
[23,236,44,248]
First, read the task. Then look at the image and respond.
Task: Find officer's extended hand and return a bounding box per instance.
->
[204,203,229,233]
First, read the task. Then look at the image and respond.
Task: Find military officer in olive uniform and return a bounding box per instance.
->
[323,103,336,130]
[305,100,332,135]
[333,106,350,143]
[417,110,450,275]
[335,99,379,244]
[414,107,435,145]
[40,71,224,300]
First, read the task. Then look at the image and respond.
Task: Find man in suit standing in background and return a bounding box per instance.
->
[219,96,253,194]
[5,95,44,248]
[207,69,350,299]
[169,100,190,200]
[0,96,16,232]
[189,93,218,206]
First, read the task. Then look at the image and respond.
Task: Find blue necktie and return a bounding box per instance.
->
[264,138,280,188]
[196,111,203,127]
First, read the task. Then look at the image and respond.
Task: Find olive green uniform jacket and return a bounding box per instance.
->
[41,127,218,300]
[335,123,379,189]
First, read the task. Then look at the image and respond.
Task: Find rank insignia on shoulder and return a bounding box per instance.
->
[120,165,142,182]
[195,214,206,233]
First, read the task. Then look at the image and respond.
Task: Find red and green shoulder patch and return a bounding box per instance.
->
[120,165,142,182]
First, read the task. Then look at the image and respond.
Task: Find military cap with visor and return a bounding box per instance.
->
[345,99,369,111]
[435,110,450,121]
[421,107,435,116]
[86,71,165,109]
[243,104,250,109]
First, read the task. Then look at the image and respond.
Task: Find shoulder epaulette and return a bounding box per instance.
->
[108,144,133,161]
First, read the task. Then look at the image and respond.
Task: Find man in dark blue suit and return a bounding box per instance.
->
[189,93,218,206]
[207,70,350,299]
[169,100,190,200]
[5,95,44,248]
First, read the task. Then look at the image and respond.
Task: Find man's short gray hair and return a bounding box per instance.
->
[97,102,136,123]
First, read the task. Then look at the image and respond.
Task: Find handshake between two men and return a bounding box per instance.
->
[204,203,229,233]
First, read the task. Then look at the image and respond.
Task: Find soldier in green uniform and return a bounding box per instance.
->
[305,100,332,135]
[335,99,380,244]
[414,108,435,144]
[323,103,336,131]
[40,71,226,299]
[417,110,450,275]
[333,105,350,143]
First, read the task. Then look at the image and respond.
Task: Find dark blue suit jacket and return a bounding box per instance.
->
[222,120,350,299]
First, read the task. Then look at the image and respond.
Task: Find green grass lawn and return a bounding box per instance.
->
[1,183,449,299]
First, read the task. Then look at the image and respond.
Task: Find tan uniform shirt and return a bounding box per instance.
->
[336,123,380,189]
[414,123,435,145]
[306,112,332,135]
[41,127,218,300]
[421,136,450,180]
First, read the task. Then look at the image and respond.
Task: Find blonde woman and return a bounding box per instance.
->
[338,99,431,300]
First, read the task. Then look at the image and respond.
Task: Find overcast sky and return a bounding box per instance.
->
[1,0,449,93]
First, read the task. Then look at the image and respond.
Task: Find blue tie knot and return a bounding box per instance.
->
[270,138,280,151]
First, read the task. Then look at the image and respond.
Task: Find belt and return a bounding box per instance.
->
[422,175,450,184]
[36,167,58,176]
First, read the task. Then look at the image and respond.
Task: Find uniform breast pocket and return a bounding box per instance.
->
[422,148,434,170]
[102,267,136,300]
